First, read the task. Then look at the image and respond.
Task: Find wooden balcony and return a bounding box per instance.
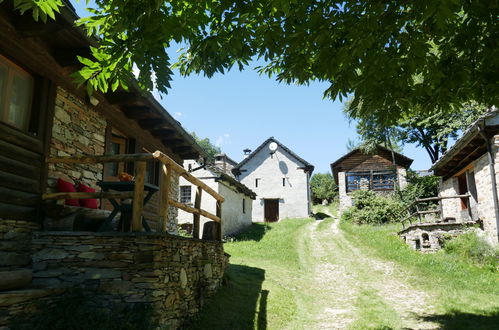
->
[42,151,224,240]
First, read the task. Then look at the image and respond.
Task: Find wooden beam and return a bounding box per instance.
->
[159,163,171,232]
[168,199,221,223]
[193,187,202,239]
[46,153,155,164]
[131,161,146,232]
[138,118,173,131]
[164,139,188,147]
[107,92,143,105]
[152,129,177,139]
[153,151,224,202]
[14,16,64,37]
[42,191,134,200]
[52,48,90,67]
[216,201,222,241]
[172,146,192,153]
[178,152,200,160]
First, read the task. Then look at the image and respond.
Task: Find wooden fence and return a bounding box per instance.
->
[42,151,224,240]
[400,194,471,229]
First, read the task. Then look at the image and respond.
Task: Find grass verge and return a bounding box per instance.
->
[184,218,313,329]
[340,221,499,327]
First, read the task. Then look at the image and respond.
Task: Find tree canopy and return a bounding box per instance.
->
[11,0,498,122]
[310,173,337,203]
[191,132,221,162]
[344,100,489,163]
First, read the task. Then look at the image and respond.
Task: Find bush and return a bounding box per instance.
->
[443,231,499,272]
[342,190,404,225]
[397,171,440,210]
[310,173,337,203]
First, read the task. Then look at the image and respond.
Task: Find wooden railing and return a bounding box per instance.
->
[400,194,471,229]
[43,151,224,240]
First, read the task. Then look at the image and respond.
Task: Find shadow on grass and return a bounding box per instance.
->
[313,212,331,220]
[416,310,499,329]
[183,264,267,330]
[233,223,271,242]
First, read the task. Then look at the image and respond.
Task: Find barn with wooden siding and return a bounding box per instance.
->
[331,146,413,212]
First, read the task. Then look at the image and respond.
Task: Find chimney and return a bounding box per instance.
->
[243,148,252,157]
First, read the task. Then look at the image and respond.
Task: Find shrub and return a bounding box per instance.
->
[443,231,499,272]
[342,190,404,225]
[397,171,440,211]
[310,173,337,203]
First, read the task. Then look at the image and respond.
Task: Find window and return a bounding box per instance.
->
[0,55,34,131]
[282,178,286,187]
[107,132,127,178]
[143,148,160,185]
[255,178,259,188]
[346,171,396,192]
[242,199,246,214]
[180,186,192,204]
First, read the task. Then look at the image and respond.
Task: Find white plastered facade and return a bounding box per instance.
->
[236,141,312,222]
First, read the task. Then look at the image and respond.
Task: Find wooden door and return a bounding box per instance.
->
[264,199,279,222]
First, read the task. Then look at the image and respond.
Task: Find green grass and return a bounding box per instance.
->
[184,218,313,329]
[340,221,499,327]
[350,288,399,330]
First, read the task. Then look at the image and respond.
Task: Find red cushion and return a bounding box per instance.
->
[56,178,80,207]
[76,183,98,209]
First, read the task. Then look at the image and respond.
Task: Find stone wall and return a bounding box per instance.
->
[399,222,475,252]
[0,219,40,271]
[47,87,106,193]
[473,137,499,244]
[338,172,352,213]
[440,177,461,221]
[30,232,228,328]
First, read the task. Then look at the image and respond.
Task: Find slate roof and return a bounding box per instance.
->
[204,164,257,199]
[232,137,314,175]
[431,107,498,177]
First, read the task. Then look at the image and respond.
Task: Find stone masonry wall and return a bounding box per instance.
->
[30,232,228,328]
[472,135,499,244]
[0,219,40,271]
[47,87,106,194]
[440,177,461,221]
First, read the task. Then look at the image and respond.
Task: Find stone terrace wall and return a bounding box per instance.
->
[0,219,40,271]
[47,87,106,193]
[31,232,228,328]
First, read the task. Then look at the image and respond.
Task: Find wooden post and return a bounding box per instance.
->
[215,200,222,241]
[193,186,202,239]
[416,203,422,223]
[131,161,146,232]
[159,163,171,232]
[438,198,444,222]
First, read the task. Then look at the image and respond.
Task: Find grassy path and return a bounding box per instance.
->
[185,212,499,329]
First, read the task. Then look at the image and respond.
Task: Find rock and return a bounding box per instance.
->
[33,248,69,261]
[78,252,105,260]
[0,269,32,291]
[0,252,29,267]
[99,280,132,294]
[180,268,187,288]
[84,268,121,279]
[203,264,212,278]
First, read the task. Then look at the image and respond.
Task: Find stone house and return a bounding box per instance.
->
[0,3,227,327]
[232,137,314,222]
[178,158,256,237]
[430,109,499,245]
[330,146,413,213]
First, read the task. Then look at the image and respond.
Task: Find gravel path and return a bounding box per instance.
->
[305,217,439,329]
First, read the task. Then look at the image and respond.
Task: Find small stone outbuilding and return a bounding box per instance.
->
[431,108,499,245]
[331,146,413,213]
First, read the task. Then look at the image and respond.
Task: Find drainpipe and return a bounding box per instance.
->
[478,124,499,242]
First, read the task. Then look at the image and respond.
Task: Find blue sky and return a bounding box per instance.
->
[72,2,432,173]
